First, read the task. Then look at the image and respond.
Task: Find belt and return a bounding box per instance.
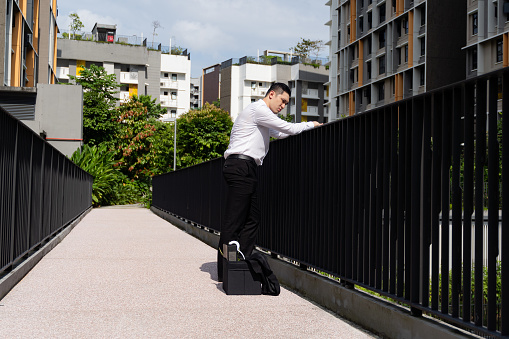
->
[228,154,256,165]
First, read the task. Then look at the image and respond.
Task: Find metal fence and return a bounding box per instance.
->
[152,68,508,338]
[0,106,92,276]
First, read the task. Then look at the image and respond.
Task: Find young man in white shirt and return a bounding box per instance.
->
[218,82,321,281]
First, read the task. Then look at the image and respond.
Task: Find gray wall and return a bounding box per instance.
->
[32,84,83,156]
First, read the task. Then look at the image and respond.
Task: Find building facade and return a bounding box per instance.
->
[190,77,201,110]
[0,0,58,87]
[218,52,329,122]
[326,0,466,119]
[159,54,191,121]
[465,0,509,78]
[202,64,221,106]
[57,23,192,120]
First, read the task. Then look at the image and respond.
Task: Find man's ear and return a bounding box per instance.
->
[268,90,275,99]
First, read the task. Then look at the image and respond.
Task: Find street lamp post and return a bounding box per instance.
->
[172,117,177,171]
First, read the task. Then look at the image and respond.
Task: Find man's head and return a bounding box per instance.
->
[263,82,291,114]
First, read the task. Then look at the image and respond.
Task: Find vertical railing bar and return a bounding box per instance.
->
[383,107,391,292]
[474,78,487,327]
[358,116,366,282]
[404,101,412,300]
[376,110,384,290]
[352,118,360,280]
[487,75,499,331]
[9,124,19,269]
[397,104,406,297]
[463,81,475,324]
[421,95,432,308]
[501,69,509,336]
[370,112,378,287]
[389,105,398,295]
[364,115,372,283]
[410,96,423,306]
[451,85,463,319]
[441,88,452,315]
[431,92,442,311]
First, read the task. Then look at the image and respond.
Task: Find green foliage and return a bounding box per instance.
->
[176,103,233,168]
[70,143,120,206]
[69,64,120,147]
[114,100,160,181]
[290,38,324,59]
[130,94,166,119]
[212,98,220,108]
[69,13,84,39]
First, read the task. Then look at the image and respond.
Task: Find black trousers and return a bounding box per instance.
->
[217,157,260,281]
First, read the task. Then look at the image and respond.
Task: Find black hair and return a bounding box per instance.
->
[265,82,291,97]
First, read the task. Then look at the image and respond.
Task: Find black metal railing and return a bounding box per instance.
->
[1,106,93,276]
[152,68,508,338]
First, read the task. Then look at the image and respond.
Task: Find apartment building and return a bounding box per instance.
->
[0,0,58,87]
[326,0,466,119]
[202,64,221,106]
[190,77,201,110]
[57,23,192,120]
[465,0,509,77]
[218,51,329,122]
[159,54,191,121]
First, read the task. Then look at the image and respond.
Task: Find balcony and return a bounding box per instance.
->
[56,67,70,80]
[250,87,268,97]
[301,88,320,98]
[160,79,179,89]
[160,95,178,107]
[120,72,138,84]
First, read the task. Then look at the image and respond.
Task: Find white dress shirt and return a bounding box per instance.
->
[224,99,315,165]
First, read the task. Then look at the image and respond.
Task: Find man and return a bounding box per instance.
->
[218,82,321,281]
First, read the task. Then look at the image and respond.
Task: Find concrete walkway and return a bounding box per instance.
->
[0,208,376,338]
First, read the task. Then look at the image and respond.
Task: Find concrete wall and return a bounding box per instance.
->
[33,84,83,156]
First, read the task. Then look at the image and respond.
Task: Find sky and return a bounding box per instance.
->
[56,0,330,78]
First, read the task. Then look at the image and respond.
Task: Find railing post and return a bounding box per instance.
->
[9,124,19,271]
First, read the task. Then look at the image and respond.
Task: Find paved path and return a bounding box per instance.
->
[0,208,376,338]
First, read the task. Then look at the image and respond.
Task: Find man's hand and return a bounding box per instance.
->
[312,121,323,127]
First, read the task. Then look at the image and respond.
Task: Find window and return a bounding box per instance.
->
[251,98,256,103]
[364,87,371,104]
[251,81,256,88]
[368,11,372,29]
[403,18,408,34]
[472,12,478,35]
[170,110,177,118]
[379,29,386,48]
[420,67,425,86]
[378,82,385,101]
[379,55,386,75]
[398,48,402,65]
[164,73,168,78]
[359,0,364,9]
[421,37,426,56]
[367,61,372,79]
[259,82,263,87]
[497,39,503,63]
[472,48,478,70]
[379,4,386,23]
[172,74,177,81]
[367,37,372,54]
[421,8,426,26]
[359,16,364,33]
[405,45,408,62]
[396,20,402,37]
[171,92,177,100]
[164,91,168,96]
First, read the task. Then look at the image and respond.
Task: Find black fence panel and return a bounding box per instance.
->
[152,68,508,338]
[0,106,92,276]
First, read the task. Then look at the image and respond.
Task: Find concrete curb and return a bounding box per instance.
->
[150,206,478,339]
[0,207,92,301]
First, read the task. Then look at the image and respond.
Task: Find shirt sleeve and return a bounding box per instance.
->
[254,105,314,135]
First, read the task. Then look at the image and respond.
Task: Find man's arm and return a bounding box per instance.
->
[255,108,321,135]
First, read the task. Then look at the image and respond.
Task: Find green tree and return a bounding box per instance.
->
[69,64,119,146]
[131,94,166,119]
[176,103,233,168]
[114,100,160,181]
[290,38,324,60]
[69,13,84,39]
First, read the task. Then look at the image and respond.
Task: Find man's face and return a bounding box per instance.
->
[268,91,290,114]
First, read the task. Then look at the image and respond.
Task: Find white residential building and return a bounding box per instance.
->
[160,54,191,121]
